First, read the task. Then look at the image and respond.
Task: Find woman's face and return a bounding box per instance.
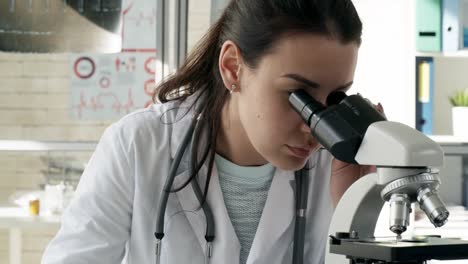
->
[234,34,359,170]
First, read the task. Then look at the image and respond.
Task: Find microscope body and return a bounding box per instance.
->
[288,90,461,263]
[325,120,446,263]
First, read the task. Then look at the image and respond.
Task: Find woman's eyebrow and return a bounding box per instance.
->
[336,81,354,91]
[281,73,320,89]
[282,73,354,91]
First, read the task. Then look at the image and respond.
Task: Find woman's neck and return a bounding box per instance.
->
[216,99,268,166]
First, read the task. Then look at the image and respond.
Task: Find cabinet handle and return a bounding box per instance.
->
[419,32,436,37]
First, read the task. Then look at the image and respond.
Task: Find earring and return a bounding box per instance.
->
[230,84,237,94]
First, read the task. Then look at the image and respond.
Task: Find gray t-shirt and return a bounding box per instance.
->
[215,154,275,264]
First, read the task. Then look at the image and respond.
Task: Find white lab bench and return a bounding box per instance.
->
[430,135,468,207]
[0,140,96,264]
[0,206,61,264]
[418,136,468,263]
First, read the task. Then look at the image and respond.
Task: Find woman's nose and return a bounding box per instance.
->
[300,121,310,133]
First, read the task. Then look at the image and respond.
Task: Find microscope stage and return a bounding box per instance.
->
[329,236,468,263]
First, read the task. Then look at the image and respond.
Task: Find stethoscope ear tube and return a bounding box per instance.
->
[154,114,198,264]
[154,95,215,262]
[155,112,199,240]
[155,94,208,239]
[188,113,215,242]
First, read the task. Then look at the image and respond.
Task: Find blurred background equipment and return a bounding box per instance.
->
[0,0,123,53]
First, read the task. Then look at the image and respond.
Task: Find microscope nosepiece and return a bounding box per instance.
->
[417,187,449,227]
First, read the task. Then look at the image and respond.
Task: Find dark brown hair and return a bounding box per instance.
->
[153,0,362,201]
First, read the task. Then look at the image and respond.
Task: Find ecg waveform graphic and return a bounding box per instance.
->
[72,88,135,119]
[125,8,156,26]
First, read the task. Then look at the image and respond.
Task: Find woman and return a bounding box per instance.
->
[42,0,382,263]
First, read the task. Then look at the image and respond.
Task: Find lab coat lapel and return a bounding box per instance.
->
[168,99,207,255]
[247,169,296,264]
[203,165,241,264]
[172,161,241,264]
[170,100,240,263]
[172,170,208,255]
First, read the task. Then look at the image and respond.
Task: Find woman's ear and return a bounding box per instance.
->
[218,40,243,92]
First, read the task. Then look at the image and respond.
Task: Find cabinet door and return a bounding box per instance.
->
[415,0,442,52]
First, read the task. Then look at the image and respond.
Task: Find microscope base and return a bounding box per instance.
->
[329,235,468,263]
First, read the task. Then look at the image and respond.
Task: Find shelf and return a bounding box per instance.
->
[0,140,97,151]
[0,206,60,229]
[416,50,468,58]
[428,135,468,156]
[429,135,468,144]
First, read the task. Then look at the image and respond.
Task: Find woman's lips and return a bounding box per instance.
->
[286,145,312,159]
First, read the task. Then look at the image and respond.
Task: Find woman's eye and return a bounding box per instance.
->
[288,86,307,93]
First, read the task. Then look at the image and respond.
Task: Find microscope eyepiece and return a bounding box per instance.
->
[288,90,326,125]
[288,89,386,164]
[326,90,347,106]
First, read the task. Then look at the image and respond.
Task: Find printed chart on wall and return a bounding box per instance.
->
[122,0,156,51]
[70,53,156,120]
[70,0,157,120]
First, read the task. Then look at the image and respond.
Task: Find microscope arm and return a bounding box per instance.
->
[325,172,383,264]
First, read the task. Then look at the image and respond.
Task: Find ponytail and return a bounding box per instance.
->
[153,8,231,205]
[154,10,228,103]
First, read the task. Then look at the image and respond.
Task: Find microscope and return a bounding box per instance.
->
[289,90,468,264]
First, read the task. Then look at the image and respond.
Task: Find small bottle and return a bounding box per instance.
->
[29,199,40,216]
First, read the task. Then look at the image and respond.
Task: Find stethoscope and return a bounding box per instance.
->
[154,102,312,264]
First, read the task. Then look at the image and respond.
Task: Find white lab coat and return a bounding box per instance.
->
[41,94,334,264]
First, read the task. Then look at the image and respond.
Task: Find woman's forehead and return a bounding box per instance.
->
[257,34,358,76]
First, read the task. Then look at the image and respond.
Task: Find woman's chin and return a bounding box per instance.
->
[273,155,310,171]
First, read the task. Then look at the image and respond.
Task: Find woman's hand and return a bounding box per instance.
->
[330,158,377,207]
[330,102,385,207]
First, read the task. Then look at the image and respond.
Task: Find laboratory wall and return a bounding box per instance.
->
[1,0,467,263]
[351,0,415,127]
[0,0,211,263]
[0,53,111,263]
